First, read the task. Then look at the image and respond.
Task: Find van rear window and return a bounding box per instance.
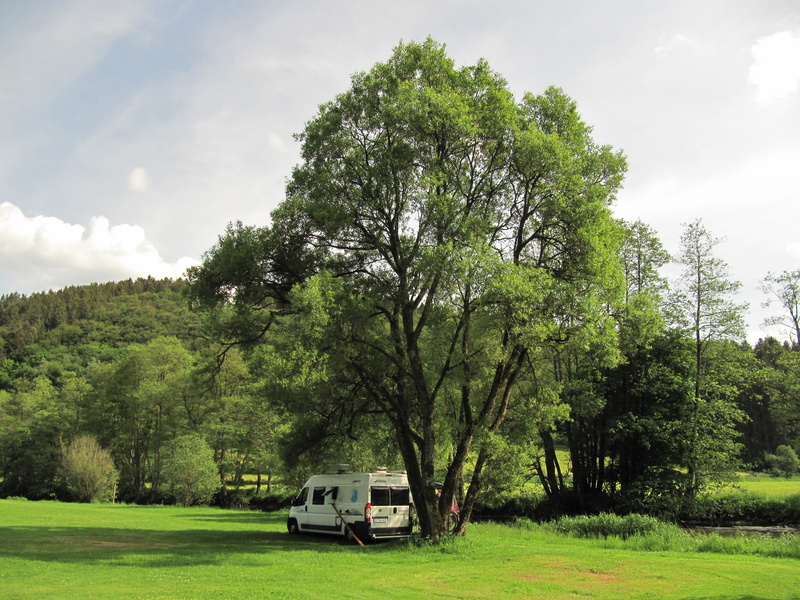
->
[370,486,410,506]
[371,486,390,506]
[391,486,410,505]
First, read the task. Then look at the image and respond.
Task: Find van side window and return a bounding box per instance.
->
[312,486,327,505]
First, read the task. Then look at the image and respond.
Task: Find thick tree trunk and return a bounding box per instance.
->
[538,429,565,497]
[395,419,445,540]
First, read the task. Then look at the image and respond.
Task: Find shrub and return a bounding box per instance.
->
[681,492,788,525]
[161,434,220,507]
[691,532,800,559]
[530,513,800,559]
[783,493,800,523]
[61,435,118,502]
[765,445,800,478]
[249,492,296,512]
[544,513,677,540]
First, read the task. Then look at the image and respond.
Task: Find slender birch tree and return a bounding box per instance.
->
[671,219,747,493]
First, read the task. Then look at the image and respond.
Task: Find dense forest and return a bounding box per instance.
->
[0,265,798,514]
[2,40,800,539]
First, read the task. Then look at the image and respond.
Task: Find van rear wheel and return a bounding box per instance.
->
[345,526,357,543]
[345,524,367,544]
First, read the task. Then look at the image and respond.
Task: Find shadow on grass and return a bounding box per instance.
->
[0,516,392,567]
[171,510,284,525]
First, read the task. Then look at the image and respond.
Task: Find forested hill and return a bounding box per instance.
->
[0,277,199,368]
[0,277,229,502]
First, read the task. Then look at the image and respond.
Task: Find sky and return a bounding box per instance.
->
[1,0,799,343]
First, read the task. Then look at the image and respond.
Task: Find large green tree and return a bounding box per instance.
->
[188,39,626,539]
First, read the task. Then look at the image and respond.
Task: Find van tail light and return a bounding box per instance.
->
[365,503,372,524]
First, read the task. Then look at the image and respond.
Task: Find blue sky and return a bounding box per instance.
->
[1,0,799,341]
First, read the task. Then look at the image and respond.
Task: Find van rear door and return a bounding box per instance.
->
[369,485,411,534]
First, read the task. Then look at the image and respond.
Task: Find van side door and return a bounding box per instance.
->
[305,485,341,533]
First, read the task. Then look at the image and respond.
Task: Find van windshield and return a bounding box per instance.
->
[293,487,308,506]
[370,486,410,506]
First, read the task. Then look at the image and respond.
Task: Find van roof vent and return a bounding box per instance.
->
[373,466,388,472]
[326,464,353,474]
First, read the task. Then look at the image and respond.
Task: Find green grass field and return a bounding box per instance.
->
[1,499,799,600]
[731,473,800,497]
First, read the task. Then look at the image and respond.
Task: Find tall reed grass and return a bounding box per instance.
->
[516,513,800,559]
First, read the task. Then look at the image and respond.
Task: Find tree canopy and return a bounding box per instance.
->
[187,38,627,538]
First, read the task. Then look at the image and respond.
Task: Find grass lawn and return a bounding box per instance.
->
[1,499,799,600]
[732,473,800,498]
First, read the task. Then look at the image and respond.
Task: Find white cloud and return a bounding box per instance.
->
[749,31,800,105]
[654,33,692,57]
[0,202,199,293]
[127,167,150,192]
[267,133,290,155]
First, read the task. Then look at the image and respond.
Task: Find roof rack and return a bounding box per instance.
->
[325,464,353,474]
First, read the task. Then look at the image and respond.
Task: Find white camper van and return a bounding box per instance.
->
[287,465,414,542]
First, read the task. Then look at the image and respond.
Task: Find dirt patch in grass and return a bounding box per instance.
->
[581,568,618,582]
[87,539,148,549]
[514,557,622,585]
[60,534,174,550]
[515,569,619,583]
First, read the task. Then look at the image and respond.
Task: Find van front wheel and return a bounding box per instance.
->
[287,519,299,535]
